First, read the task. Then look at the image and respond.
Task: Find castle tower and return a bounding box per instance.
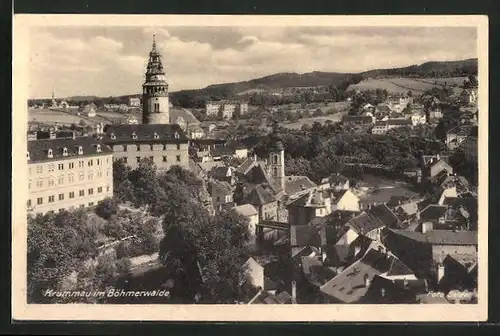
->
[269,140,285,190]
[142,35,170,124]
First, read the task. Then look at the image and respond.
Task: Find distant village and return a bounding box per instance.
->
[26,36,479,305]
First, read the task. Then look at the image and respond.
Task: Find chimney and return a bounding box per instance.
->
[291,281,297,304]
[364,274,371,288]
[437,264,445,284]
[421,222,433,234]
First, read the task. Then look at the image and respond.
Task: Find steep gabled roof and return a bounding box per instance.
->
[284,176,317,196]
[233,203,258,217]
[389,229,478,246]
[247,184,277,205]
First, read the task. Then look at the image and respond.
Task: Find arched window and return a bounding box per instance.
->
[132,132,137,140]
[153,132,159,139]
[62,147,68,156]
[273,167,278,177]
[273,154,279,165]
[110,133,116,140]
[47,149,53,158]
[78,146,83,155]
[96,144,102,153]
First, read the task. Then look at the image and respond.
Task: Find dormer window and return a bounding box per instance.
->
[174,132,180,139]
[78,146,83,155]
[62,147,68,156]
[96,144,102,153]
[132,132,137,140]
[110,133,116,140]
[27,152,30,161]
[47,149,53,158]
[154,132,159,139]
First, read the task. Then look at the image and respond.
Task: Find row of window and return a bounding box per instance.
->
[28,186,110,206]
[42,202,96,214]
[29,170,111,189]
[114,144,182,151]
[121,155,182,164]
[31,158,110,175]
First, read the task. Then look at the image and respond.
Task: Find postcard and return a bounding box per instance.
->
[12,14,488,321]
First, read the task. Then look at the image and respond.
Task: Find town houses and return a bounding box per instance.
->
[25,33,480,306]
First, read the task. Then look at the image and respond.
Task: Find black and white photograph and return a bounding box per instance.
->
[12,15,488,321]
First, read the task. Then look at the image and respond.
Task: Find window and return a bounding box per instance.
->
[136,157,141,163]
[47,149,53,158]
[38,180,44,188]
[79,204,85,208]
[79,173,84,181]
[123,157,128,163]
[69,162,74,169]
[150,144,154,151]
[88,159,93,167]
[48,164,55,172]
[28,167,31,175]
[110,133,116,140]
[176,155,181,162]
[58,193,64,201]
[88,188,94,195]
[97,171,102,178]
[96,144,101,153]
[78,146,83,155]
[98,187,103,193]
[273,167,278,177]
[69,192,75,199]
[88,202,94,206]
[62,147,68,156]
[154,132,159,139]
[68,174,74,183]
[49,179,54,187]
[79,190,84,197]
[132,132,137,140]
[27,200,31,207]
[163,156,167,162]
[88,172,93,180]
[106,186,110,192]
[78,160,84,168]
[37,197,43,205]
[174,132,180,139]
[28,182,31,190]
[216,196,221,202]
[97,159,100,165]
[36,165,43,174]
[59,208,65,213]
[273,154,278,165]
[149,156,154,162]
[163,144,167,150]
[48,196,55,203]
[58,176,64,185]
[58,163,64,170]
[136,145,141,151]
[176,144,181,150]
[106,158,109,164]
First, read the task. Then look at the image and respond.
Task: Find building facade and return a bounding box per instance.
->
[142,35,170,125]
[461,135,478,164]
[27,137,114,215]
[103,124,190,170]
[205,100,249,119]
[129,97,141,107]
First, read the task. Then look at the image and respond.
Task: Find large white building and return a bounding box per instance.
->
[27,137,114,215]
[205,100,249,119]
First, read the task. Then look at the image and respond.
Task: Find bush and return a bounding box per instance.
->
[95,198,118,220]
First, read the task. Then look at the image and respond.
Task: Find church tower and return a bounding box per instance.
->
[269,140,285,190]
[142,35,170,124]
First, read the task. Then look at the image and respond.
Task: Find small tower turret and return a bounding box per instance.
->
[269,139,285,190]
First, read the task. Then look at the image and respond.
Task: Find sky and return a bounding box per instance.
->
[28,26,477,99]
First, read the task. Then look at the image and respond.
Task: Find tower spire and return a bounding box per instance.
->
[152,34,156,51]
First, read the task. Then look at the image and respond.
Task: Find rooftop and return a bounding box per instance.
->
[103,124,189,142]
[233,203,258,217]
[28,137,112,163]
[389,229,478,246]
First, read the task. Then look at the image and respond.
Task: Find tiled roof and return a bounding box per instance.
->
[319,248,392,303]
[233,203,258,217]
[342,115,373,123]
[208,180,232,196]
[388,119,412,126]
[28,137,112,163]
[347,204,399,235]
[389,229,478,246]
[247,184,276,205]
[210,145,235,157]
[103,124,189,142]
[209,166,232,179]
[368,204,399,229]
[284,176,317,196]
[236,157,258,175]
[290,224,327,248]
[447,125,475,137]
[420,205,448,221]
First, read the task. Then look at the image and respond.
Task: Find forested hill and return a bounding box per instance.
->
[32,58,477,106]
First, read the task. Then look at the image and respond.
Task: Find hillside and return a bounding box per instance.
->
[30,58,477,106]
